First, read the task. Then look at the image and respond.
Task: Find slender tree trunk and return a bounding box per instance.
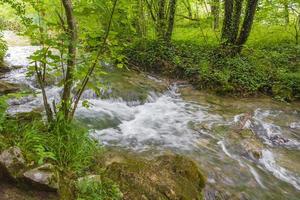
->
[221,0,234,43]
[236,0,258,48]
[211,0,220,30]
[183,0,192,18]
[35,1,53,122]
[157,0,166,40]
[145,0,157,22]
[284,2,289,25]
[137,0,147,38]
[70,0,118,119]
[165,0,177,42]
[61,0,77,120]
[221,0,258,54]
[296,14,300,45]
[230,0,244,43]
[35,62,53,122]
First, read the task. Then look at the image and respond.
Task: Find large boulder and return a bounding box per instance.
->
[0,80,19,95]
[23,163,58,191]
[94,151,206,200]
[0,146,25,180]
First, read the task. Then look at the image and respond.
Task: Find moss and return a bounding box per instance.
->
[92,68,168,103]
[0,181,58,200]
[0,81,19,95]
[93,150,206,200]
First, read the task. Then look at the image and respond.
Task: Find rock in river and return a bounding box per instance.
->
[94,150,206,200]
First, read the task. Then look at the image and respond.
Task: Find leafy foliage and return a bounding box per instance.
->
[76,176,123,200]
[47,117,97,174]
[0,32,7,62]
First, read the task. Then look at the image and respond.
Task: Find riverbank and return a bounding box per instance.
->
[0,31,300,199]
[126,40,300,101]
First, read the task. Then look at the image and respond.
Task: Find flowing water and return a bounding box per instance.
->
[2,31,300,199]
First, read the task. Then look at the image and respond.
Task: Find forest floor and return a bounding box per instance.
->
[0,181,58,200]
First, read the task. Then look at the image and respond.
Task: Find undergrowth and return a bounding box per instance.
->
[126,39,300,101]
[0,96,122,199]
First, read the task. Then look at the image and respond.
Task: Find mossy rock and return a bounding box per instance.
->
[95,150,206,200]
[226,129,264,160]
[94,69,168,103]
[0,81,19,95]
[0,62,11,74]
[14,110,43,122]
[0,146,25,180]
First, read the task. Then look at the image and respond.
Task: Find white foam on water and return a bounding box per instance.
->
[259,150,300,190]
[218,140,234,159]
[3,33,300,197]
[290,122,300,129]
[218,140,246,168]
[85,88,222,151]
[249,109,300,149]
[247,164,267,189]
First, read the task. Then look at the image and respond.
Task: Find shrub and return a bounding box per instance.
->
[273,72,300,101]
[48,118,97,175]
[76,176,122,200]
[0,34,7,63]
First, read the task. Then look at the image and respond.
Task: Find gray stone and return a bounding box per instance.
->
[0,146,25,180]
[23,163,58,191]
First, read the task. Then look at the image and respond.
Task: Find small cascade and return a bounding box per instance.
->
[2,30,300,199]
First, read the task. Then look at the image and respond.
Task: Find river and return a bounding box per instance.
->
[2,31,300,199]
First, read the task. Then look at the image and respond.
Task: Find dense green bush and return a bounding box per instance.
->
[126,39,300,100]
[0,34,7,63]
[76,176,123,200]
[126,40,213,78]
[200,54,271,95]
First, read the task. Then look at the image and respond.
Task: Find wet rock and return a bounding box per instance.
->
[0,80,19,95]
[290,122,300,129]
[227,129,263,160]
[204,186,231,200]
[95,151,206,200]
[0,146,25,180]
[204,185,251,200]
[0,62,11,74]
[23,163,58,191]
[14,110,43,122]
[98,69,168,103]
[241,138,263,159]
[269,135,290,146]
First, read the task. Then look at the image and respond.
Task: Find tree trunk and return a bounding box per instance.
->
[284,2,289,25]
[230,0,244,43]
[137,0,147,38]
[61,0,77,120]
[236,0,258,48]
[157,0,166,40]
[221,0,258,54]
[211,0,220,30]
[221,0,234,43]
[165,0,177,42]
[183,0,192,18]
